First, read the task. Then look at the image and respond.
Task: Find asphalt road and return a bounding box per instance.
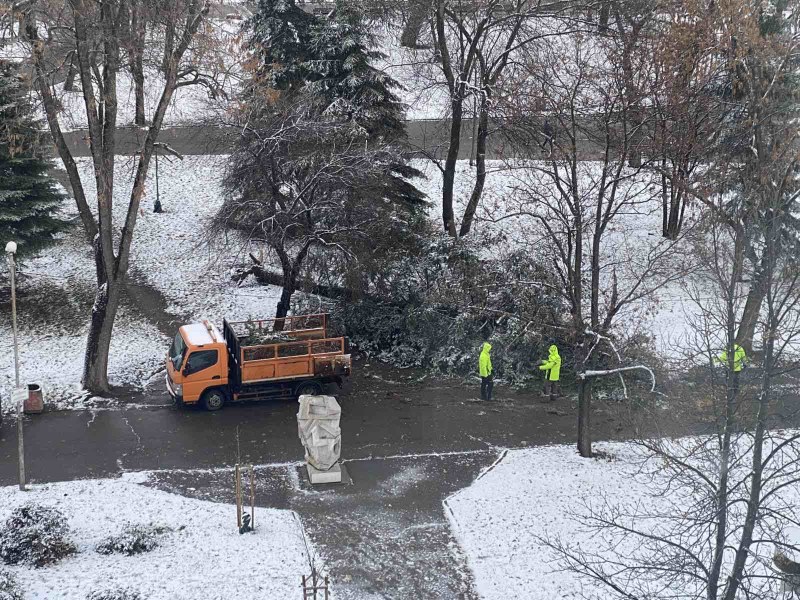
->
[0,362,641,487]
[58,118,601,161]
[0,364,639,599]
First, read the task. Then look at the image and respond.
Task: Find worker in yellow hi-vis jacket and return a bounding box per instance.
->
[479,342,493,401]
[539,344,561,402]
[717,343,746,394]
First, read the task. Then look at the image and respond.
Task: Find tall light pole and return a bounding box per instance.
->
[6,240,25,491]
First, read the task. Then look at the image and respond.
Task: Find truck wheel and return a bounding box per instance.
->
[295,381,323,398]
[202,389,226,411]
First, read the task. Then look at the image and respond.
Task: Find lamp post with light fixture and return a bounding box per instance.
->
[6,240,25,491]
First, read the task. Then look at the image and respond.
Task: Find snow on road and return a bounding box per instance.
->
[0,473,317,599]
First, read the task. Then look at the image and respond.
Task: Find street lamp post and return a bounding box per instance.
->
[6,240,25,491]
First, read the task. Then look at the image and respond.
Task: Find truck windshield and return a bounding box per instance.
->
[169,333,187,371]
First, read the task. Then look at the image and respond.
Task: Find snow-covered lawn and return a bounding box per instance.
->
[77,154,284,324]
[1,154,283,413]
[412,158,705,358]
[445,440,799,600]
[0,473,316,599]
[0,205,168,414]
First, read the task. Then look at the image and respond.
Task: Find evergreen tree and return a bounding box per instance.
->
[248,0,406,138]
[248,0,318,94]
[0,60,66,259]
[306,1,406,138]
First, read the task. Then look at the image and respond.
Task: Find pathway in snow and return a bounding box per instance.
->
[148,451,497,599]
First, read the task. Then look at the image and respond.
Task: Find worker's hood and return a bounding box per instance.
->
[548,344,559,357]
[481,342,492,353]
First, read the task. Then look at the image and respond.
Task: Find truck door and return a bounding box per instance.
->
[181,349,221,402]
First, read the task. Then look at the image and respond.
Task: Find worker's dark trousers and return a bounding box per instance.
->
[481,375,494,401]
[543,380,560,401]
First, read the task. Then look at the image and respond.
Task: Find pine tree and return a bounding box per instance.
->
[305,1,406,138]
[248,0,406,139]
[0,60,66,259]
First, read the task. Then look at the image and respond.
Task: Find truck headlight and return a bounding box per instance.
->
[174,383,182,395]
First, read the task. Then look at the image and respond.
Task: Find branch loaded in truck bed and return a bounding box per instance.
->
[223,315,350,388]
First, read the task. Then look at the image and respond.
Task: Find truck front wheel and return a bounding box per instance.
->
[202,388,226,411]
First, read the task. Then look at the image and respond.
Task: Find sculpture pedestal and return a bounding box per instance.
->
[307,462,342,484]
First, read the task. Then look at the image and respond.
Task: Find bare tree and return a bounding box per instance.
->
[10,0,211,392]
[427,0,569,237]
[219,93,424,326]
[540,0,800,594]
[543,201,800,600]
[500,28,690,457]
[648,3,723,240]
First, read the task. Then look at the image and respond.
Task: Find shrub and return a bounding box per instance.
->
[95,524,170,556]
[86,589,142,600]
[0,505,76,568]
[0,570,23,600]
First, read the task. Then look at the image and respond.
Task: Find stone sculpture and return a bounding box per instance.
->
[297,395,342,483]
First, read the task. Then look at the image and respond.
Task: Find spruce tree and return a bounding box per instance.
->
[0,60,66,259]
[248,0,406,139]
[306,1,406,138]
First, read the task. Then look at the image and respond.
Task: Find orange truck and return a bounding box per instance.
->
[165,314,351,410]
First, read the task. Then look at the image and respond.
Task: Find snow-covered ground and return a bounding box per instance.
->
[0,197,169,414]
[446,439,799,600]
[0,153,287,413]
[0,472,317,599]
[76,154,284,324]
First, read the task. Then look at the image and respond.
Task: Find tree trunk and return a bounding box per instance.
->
[459,93,488,237]
[577,377,592,457]
[274,283,294,332]
[736,256,768,354]
[400,0,430,48]
[131,4,146,126]
[442,100,463,237]
[82,278,122,393]
[598,2,610,31]
[132,57,146,126]
[64,55,77,92]
[162,23,175,74]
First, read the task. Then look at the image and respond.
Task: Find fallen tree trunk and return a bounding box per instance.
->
[232,253,353,301]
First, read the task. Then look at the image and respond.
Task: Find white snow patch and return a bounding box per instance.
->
[73,154,283,324]
[0,474,317,599]
[446,439,800,600]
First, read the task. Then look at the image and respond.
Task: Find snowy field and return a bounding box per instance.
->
[445,439,799,600]
[79,154,284,324]
[0,472,316,599]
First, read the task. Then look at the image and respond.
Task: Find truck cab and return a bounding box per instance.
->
[166,321,229,410]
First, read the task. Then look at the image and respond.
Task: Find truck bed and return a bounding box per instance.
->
[222,317,350,388]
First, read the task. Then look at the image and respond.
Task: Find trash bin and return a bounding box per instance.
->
[24,384,43,414]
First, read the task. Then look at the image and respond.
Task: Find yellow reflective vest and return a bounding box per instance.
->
[718,344,746,372]
[479,342,493,377]
[539,344,561,381]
